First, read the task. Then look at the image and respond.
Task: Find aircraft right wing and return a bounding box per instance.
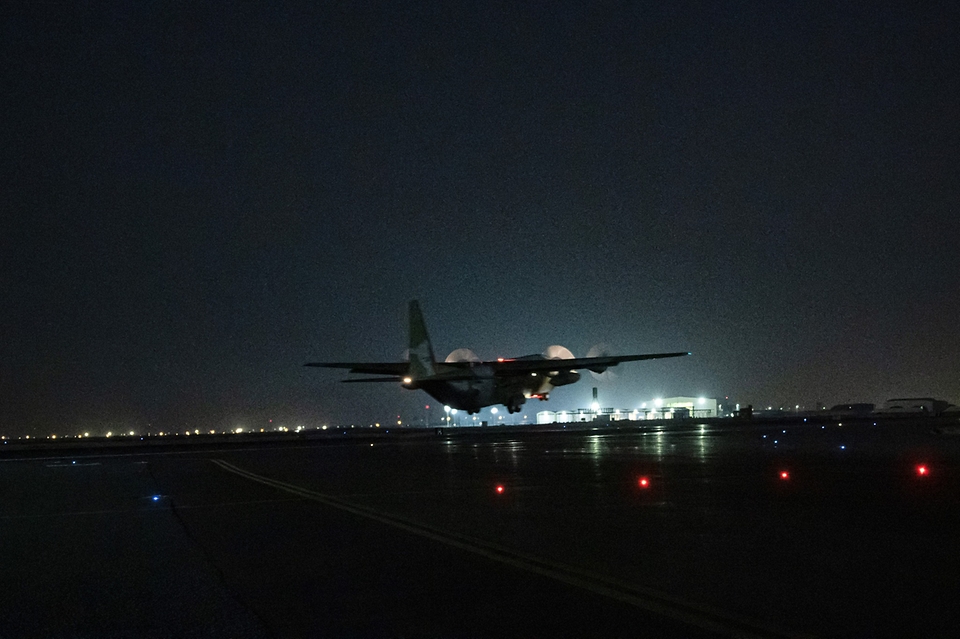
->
[487,352,690,375]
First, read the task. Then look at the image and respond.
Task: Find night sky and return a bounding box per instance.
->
[3,1,958,436]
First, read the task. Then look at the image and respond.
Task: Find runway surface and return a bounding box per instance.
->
[2,420,959,638]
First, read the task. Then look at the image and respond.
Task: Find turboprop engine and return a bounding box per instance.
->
[542,345,581,387]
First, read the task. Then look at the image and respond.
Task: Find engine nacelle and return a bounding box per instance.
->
[548,370,581,387]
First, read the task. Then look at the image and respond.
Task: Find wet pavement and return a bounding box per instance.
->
[2,420,958,638]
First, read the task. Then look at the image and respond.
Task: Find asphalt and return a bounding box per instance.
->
[2,419,959,638]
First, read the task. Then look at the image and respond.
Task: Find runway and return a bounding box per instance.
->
[2,420,958,638]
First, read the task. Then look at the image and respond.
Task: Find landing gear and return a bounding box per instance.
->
[507,397,525,414]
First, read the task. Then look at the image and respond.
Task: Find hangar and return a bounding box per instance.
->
[536,396,718,424]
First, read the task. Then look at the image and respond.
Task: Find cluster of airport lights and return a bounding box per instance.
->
[443,405,509,423]
[1,426,321,440]
[4,422,460,440]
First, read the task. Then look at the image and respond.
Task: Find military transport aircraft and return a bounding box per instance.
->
[306,301,689,414]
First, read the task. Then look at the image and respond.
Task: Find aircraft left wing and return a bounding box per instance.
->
[303,362,409,376]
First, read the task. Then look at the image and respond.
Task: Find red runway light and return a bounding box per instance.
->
[638,477,650,488]
[779,470,790,480]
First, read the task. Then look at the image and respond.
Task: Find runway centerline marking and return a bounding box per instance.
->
[210,458,812,639]
[45,462,102,467]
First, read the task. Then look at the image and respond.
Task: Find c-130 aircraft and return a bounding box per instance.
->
[306,301,689,414]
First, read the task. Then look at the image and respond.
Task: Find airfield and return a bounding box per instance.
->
[2,417,959,638]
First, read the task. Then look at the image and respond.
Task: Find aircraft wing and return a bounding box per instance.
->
[303,362,409,376]
[488,351,690,375]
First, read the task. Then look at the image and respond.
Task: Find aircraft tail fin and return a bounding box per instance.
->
[408,300,437,379]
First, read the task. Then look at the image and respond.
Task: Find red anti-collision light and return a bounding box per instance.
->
[638,477,650,488]
[916,465,928,476]
[495,485,505,494]
[779,470,790,480]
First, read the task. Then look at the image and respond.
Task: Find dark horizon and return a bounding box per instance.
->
[3,1,958,437]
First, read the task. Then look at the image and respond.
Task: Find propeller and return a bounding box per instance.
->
[445,348,481,363]
[586,343,618,381]
[543,345,575,360]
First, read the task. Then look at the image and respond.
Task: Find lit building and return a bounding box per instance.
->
[648,397,718,419]
[537,396,718,424]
